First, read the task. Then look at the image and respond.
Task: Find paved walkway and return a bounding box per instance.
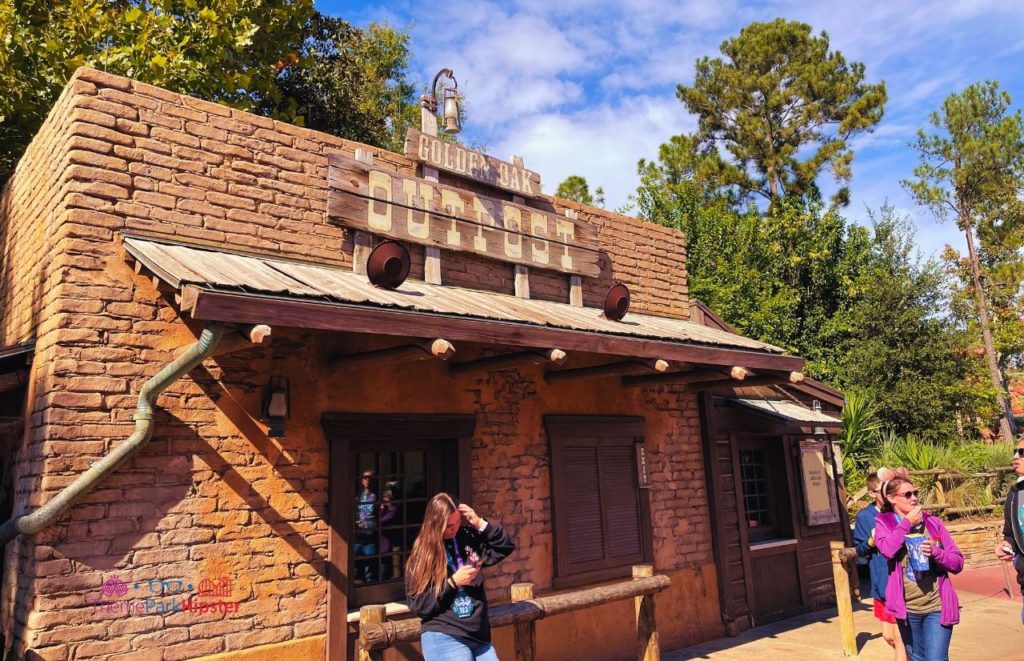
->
[666,564,1024,660]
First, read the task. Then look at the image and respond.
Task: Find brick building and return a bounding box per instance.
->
[0,68,846,660]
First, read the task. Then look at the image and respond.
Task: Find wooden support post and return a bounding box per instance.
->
[632,565,659,661]
[515,265,531,299]
[353,231,373,276]
[358,605,387,661]
[830,541,858,657]
[511,583,536,661]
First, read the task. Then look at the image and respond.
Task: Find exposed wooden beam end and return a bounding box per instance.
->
[240,324,272,345]
[730,366,748,380]
[429,338,456,361]
[789,371,805,384]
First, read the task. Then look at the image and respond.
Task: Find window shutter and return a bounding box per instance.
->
[565,445,605,563]
[547,417,651,584]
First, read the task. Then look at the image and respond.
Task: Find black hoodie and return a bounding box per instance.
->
[408,522,516,645]
[1002,479,1024,589]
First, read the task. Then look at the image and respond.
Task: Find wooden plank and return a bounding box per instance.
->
[404,128,543,197]
[622,368,737,388]
[328,155,601,278]
[449,349,567,375]
[326,435,352,661]
[189,289,806,371]
[545,360,666,384]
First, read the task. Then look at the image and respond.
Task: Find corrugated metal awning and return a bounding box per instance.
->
[121,236,805,370]
[729,398,842,424]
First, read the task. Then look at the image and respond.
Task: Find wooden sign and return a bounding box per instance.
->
[404,129,542,197]
[799,439,839,526]
[328,155,600,278]
[635,444,650,488]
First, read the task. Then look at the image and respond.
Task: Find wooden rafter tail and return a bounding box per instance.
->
[331,338,456,370]
[697,374,786,391]
[449,348,567,376]
[788,371,805,383]
[207,324,273,358]
[545,360,655,384]
[730,366,748,380]
[622,367,738,388]
[239,324,272,345]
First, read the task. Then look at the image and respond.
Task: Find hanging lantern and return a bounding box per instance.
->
[442,86,461,134]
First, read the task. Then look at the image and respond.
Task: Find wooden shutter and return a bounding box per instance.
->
[547,417,651,586]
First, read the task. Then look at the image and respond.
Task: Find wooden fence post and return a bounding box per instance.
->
[511,582,536,661]
[358,605,387,661]
[830,541,858,656]
[632,565,659,661]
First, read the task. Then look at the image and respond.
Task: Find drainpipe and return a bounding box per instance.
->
[0,322,225,545]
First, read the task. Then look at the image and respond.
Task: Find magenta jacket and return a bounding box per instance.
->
[874,511,963,625]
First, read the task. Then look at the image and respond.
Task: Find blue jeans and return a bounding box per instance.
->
[421,632,499,661]
[897,612,953,661]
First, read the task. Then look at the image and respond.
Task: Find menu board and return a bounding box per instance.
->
[800,440,839,525]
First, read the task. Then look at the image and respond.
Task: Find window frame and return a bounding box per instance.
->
[736,435,793,543]
[546,416,653,589]
[323,413,475,613]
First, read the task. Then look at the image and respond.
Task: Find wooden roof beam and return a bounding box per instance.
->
[546,359,670,384]
[695,371,804,391]
[449,348,567,376]
[622,366,746,388]
[331,339,455,370]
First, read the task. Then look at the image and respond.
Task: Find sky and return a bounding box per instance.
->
[323,0,1024,258]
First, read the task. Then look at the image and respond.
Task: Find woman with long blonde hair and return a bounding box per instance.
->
[406,493,515,660]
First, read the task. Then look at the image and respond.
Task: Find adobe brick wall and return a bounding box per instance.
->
[0,67,702,660]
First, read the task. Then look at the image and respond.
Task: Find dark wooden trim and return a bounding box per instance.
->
[545,360,663,384]
[544,415,646,438]
[782,435,810,613]
[189,288,806,372]
[448,349,565,375]
[321,413,476,441]
[699,393,733,624]
[698,375,786,391]
[622,368,734,388]
[327,435,352,661]
[729,432,756,627]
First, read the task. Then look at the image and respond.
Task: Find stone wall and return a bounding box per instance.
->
[947,518,1004,569]
[0,68,710,660]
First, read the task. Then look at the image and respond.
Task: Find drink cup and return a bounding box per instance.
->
[905,533,930,572]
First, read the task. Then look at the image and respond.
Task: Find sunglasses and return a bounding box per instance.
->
[895,490,920,499]
[1014,448,1024,458]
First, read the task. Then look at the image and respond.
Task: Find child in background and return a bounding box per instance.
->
[854,469,907,661]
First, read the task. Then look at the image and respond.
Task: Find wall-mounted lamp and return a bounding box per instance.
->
[814,426,827,436]
[422,68,462,134]
[261,375,289,438]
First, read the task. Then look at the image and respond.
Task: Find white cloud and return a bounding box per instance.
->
[490,96,697,209]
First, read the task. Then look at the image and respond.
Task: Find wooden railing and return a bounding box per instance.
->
[357,565,670,661]
[846,466,1015,517]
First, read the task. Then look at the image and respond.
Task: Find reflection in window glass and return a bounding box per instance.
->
[352,450,428,587]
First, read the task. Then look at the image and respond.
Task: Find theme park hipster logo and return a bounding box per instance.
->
[86,574,242,616]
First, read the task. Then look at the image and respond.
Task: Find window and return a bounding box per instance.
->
[738,436,793,543]
[546,416,651,587]
[323,414,473,608]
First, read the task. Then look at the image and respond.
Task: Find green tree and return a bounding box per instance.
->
[823,208,991,439]
[0,0,313,180]
[264,15,419,153]
[903,80,1024,441]
[555,174,604,207]
[676,18,887,206]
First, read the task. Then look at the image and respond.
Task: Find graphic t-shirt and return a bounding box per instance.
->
[356,490,377,538]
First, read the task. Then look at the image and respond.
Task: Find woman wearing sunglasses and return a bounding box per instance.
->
[994,442,1024,622]
[875,472,964,661]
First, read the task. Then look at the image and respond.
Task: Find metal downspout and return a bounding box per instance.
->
[0,322,225,545]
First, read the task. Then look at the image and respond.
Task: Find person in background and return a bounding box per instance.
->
[854,471,907,661]
[994,436,1024,622]
[354,470,378,583]
[875,473,963,661]
[406,493,515,660]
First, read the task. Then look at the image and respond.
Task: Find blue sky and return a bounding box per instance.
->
[323,0,1024,258]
